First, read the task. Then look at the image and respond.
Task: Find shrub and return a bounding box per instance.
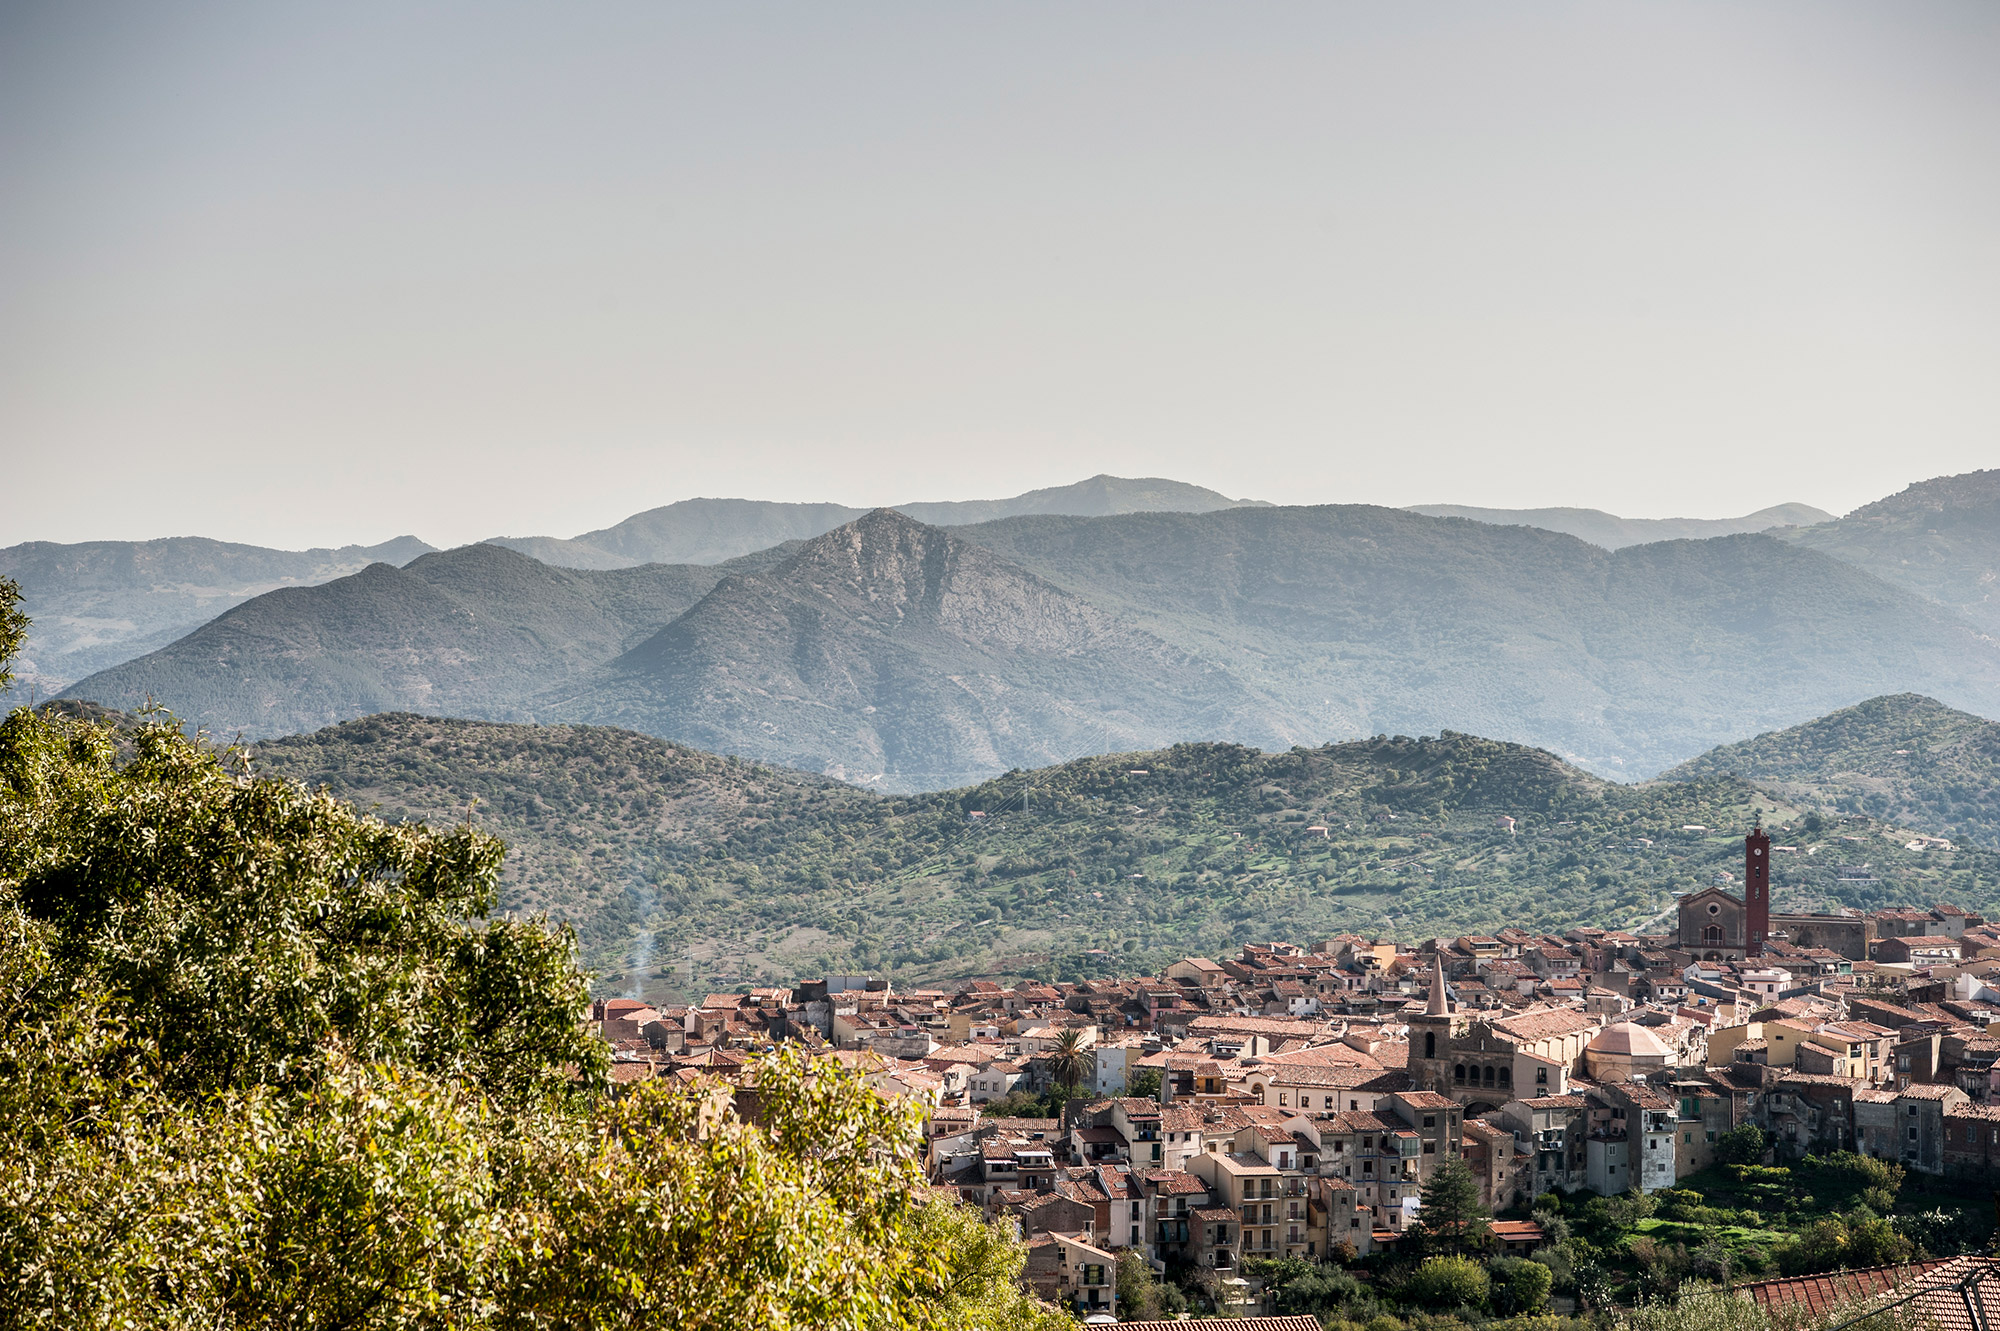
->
[1618,1284,1771,1331]
[1406,1255,1491,1311]
[1716,1124,1769,1166]
[1489,1257,1553,1315]
[1655,1188,1705,1222]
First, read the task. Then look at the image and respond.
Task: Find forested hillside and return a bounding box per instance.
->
[254,713,2000,1003]
[1664,693,2000,849]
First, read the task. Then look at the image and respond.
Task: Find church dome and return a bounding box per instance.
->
[1587,1022,1670,1058]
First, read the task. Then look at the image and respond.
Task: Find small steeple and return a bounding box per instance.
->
[1427,958,1449,1016]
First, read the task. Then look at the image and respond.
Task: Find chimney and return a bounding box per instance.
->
[1745,822,1771,958]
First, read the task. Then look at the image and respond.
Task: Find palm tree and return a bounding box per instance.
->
[1047,1028,1090,1093]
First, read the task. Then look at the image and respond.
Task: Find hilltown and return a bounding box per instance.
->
[592,827,2000,1317]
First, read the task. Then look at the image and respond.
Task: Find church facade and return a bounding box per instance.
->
[1408,962,1598,1110]
[1674,824,1873,961]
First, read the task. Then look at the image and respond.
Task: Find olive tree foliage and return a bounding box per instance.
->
[491,1050,1068,1331]
[0,585,1068,1331]
[0,575,24,693]
[0,700,605,1105]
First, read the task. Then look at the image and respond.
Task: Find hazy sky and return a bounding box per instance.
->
[2,2,1995,549]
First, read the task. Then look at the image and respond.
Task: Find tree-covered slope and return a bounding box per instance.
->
[251,713,2000,1003]
[251,713,875,964]
[1783,469,2000,634]
[1663,693,2000,849]
[62,544,727,737]
[957,506,2000,778]
[0,533,435,693]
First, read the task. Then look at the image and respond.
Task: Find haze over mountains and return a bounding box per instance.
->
[551,510,1277,786]
[1,476,1256,689]
[0,535,434,695]
[485,474,1264,570]
[52,468,2000,790]
[1782,469,2000,634]
[1403,501,1832,550]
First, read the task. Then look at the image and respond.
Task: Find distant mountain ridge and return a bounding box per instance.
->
[551,509,1283,788]
[1663,693,2000,849]
[1780,469,2000,634]
[0,534,435,694]
[1403,502,1832,550]
[485,474,1262,569]
[957,506,2000,778]
[62,502,2000,788]
[61,544,730,736]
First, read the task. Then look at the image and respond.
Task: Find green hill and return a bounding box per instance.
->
[250,713,2000,1005]
[1663,693,2000,849]
[1783,469,2000,633]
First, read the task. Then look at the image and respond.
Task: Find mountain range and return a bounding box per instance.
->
[485,474,1264,569]
[59,488,2000,787]
[0,535,434,695]
[0,476,1255,689]
[1402,501,1831,550]
[239,704,2000,998]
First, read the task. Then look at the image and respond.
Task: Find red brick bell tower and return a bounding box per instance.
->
[1745,822,1771,958]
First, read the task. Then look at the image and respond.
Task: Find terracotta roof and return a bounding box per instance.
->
[1491,1008,1598,1042]
[1249,1061,1388,1088]
[1588,1022,1672,1057]
[1488,1220,1548,1243]
[607,1061,660,1084]
[1738,1259,1962,1319]
[1396,1090,1457,1108]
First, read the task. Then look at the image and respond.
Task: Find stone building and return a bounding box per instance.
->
[1409,961,1598,1109]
